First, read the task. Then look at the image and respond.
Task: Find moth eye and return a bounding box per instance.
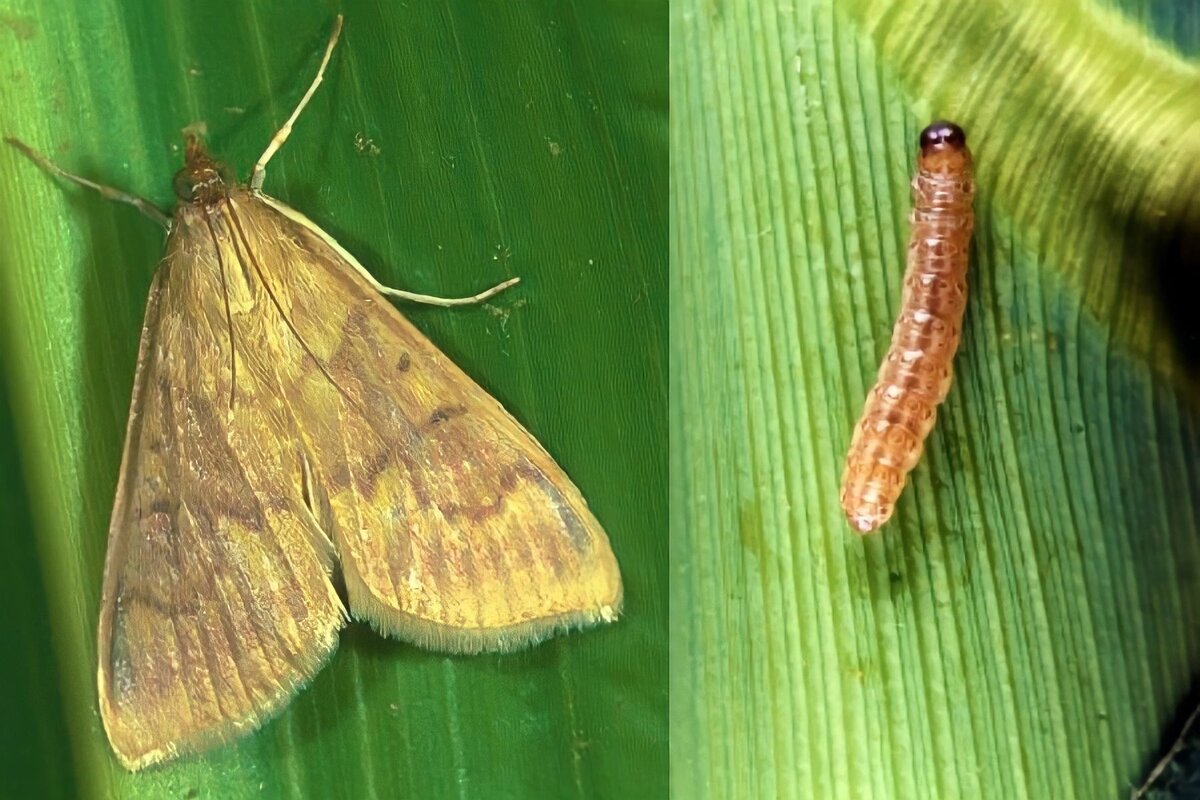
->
[218,163,237,185]
[172,170,196,201]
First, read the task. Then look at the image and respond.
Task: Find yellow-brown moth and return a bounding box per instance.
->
[8,16,621,770]
[840,120,975,533]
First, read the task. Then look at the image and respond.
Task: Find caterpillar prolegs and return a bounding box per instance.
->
[840,121,975,534]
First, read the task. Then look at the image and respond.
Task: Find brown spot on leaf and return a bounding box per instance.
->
[0,13,37,40]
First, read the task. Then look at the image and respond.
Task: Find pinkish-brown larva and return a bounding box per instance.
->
[840,120,975,534]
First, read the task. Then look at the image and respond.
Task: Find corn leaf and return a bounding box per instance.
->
[671,0,1199,797]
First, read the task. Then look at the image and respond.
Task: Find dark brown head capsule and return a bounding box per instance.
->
[919,121,966,154]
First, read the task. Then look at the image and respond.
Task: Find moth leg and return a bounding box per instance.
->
[5,137,170,228]
[250,15,344,191]
[372,275,522,307]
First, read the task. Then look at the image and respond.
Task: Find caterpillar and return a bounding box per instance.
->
[840,120,975,534]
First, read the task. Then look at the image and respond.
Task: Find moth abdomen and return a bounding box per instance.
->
[841,120,975,534]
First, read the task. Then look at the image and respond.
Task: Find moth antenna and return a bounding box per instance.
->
[374,275,522,308]
[259,194,523,307]
[250,15,344,191]
[5,137,170,228]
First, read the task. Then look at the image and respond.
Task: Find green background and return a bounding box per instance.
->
[0,1,667,798]
[672,0,1199,798]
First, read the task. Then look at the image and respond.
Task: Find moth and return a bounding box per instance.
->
[840,120,975,533]
[8,16,622,770]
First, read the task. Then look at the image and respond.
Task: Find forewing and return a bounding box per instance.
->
[251,193,622,654]
[98,217,346,771]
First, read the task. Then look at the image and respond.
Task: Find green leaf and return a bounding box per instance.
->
[671,0,1199,798]
[0,2,667,797]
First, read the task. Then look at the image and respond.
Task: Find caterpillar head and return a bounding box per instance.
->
[918,120,972,173]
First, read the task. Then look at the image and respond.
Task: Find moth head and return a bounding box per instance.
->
[173,133,236,205]
[918,120,971,171]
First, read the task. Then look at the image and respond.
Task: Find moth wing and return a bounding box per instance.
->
[98,235,346,771]
[255,194,622,654]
